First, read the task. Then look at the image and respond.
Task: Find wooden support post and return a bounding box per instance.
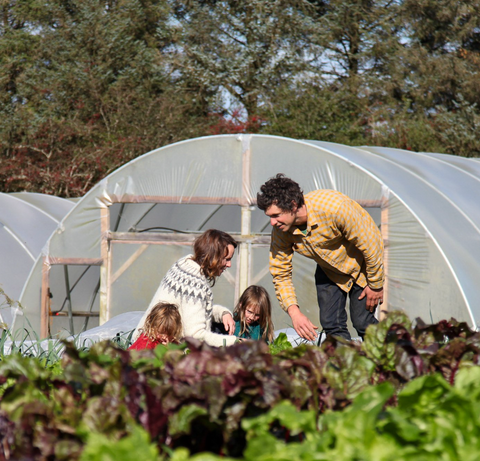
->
[40,257,51,338]
[238,135,252,299]
[239,206,251,297]
[99,206,111,325]
[380,197,389,320]
[46,258,103,266]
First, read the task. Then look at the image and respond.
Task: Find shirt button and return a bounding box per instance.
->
[347,281,352,287]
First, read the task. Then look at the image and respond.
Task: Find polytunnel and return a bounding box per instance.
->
[0,192,75,327]
[11,135,480,339]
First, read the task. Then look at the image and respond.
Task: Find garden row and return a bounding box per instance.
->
[0,311,479,460]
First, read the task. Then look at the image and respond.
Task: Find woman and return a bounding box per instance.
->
[133,229,238,347]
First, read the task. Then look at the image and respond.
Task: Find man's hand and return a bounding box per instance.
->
[288,305,318,341]
[358,286,384,312]
[222,313,236,335]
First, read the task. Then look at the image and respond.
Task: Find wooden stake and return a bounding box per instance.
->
[380,196,389,320]
[40,257,51,338]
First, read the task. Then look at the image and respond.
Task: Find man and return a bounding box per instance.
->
[257,174,384,341]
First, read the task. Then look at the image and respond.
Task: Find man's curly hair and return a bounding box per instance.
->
[256,174,305,212]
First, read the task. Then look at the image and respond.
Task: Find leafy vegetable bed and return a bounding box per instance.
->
[0,312,479,461]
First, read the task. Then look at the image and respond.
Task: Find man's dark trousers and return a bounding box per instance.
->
[315,265,378,340]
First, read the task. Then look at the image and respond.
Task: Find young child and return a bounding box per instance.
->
[233,286,274,343]
[129,302,182,350]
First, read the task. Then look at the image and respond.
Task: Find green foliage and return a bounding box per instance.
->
[168,405,209,437]
[242,400,317,438]
[80,425,162,461]
[362,311,412,371]
[0,0,211,196]
[268,332,293,354]
[1,313,480,459]
[260,81,368,145]
[0,288,66,365]
[193,367,480,460]
[323,340,376,400]
[170,0,320,118]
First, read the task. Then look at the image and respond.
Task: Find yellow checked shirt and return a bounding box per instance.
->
[270,189,385,312]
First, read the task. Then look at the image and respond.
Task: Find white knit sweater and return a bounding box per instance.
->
[133,255,237,347]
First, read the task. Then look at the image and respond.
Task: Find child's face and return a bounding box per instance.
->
[157,333,172,345]
[245,304,260,325]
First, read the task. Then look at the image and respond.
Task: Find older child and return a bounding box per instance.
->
[233,285,274,343]
[129,302,182,350]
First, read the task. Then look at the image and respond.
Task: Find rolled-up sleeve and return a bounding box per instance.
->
[183,300,237,347]
[270,229,297,311]
[212,304,232,322]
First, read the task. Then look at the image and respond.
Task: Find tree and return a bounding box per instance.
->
[392,0,480,110]
[2,0,480,197]
[0,0,211,196]
[169,0,322,120]
[311,0,401,83]
[259,80,367,144]
[375,0,480,156]
[0,1,42,151]
[259,0,406,147]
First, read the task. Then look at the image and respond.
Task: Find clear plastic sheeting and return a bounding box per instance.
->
[11,135,480,339]
[0,193,74,327]
[424,153,480,177]
[9,192,76,223]
[356,146,480,325]
[71,311,142,347]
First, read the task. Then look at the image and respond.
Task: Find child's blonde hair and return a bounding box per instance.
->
[141,302,182,343]
[233,285,274,342]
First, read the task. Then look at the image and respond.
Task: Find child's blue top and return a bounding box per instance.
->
[234,320,266,342]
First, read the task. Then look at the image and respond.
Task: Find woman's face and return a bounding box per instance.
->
[218,244,235,275]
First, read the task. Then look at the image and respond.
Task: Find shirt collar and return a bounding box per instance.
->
[292,195,317,235]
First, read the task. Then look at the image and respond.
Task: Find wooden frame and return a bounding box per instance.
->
[40,197,388,337]
[380,196,389,320]
[40,257,103,338]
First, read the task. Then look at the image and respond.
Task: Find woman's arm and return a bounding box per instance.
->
[182,300,237,347]
[212,304,235,334]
